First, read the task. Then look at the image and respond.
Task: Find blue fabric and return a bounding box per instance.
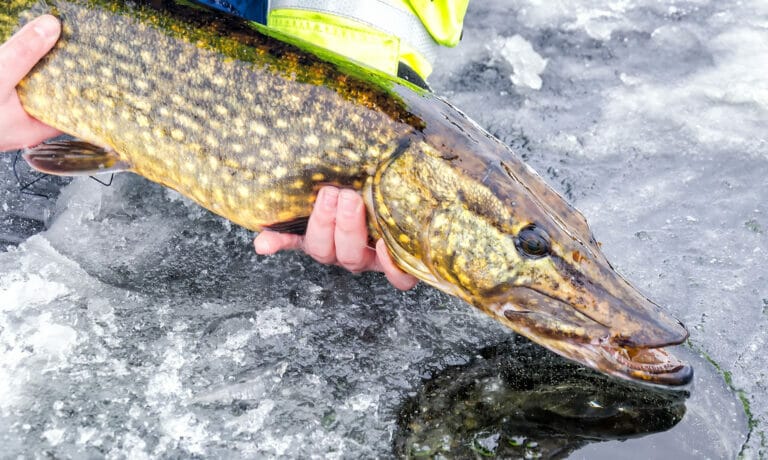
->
[195,0,267,23]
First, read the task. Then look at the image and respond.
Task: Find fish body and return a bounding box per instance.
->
[0,0,692,385]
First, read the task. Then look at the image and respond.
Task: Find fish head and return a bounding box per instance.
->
[365,96,691,386]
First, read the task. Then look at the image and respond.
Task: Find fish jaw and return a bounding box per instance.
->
[485,288,692,386]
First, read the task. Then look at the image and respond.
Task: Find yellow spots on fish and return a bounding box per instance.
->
[398,234,411,245]
[258,174,271,185]
[273,166,288,179]
[205,134,220,149]
[312,172,325,182]
[223,158,241,171]
[341,130,355,142]
[343,149,361,162]
[162,156,176,171]
[62,41,78,54]
[214,104,229,117]
[299,156,316,166]
[250,122,268,136]
[141,130,153,142]
[232,143,244,154]
[245,155,259,167]
[171,94,185,106]
[54,113,71,126]
[198,174,210,188]
[171,129,185,141]
[237,185,250,197]
[135,79,150,91]
[117,75,131,88]
[85,74,98,85]
[260,148,273,159]
[211,75,227,87]
[182,161,197,172]
[366,146,381,159]
[134,99,152,113]
[140,50,152,63]
[213,187,224,204]
[232,124,246,137]
[136,113,150,127]
[153,126,166,139]
[120,110,132,121]
[275,143,292,162]
[304,134,320,148]
[113,41,131,57]
[291,180,305,190]
[208,156,220,171]
[432,213,448,230]
[100,66,114,79]
[275,119,288,129]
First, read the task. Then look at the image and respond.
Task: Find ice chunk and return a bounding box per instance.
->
[493,35,548,90]
[0,273,69,311]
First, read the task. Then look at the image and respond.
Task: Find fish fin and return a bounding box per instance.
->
[263,216,310,235]
[22,139,130,176]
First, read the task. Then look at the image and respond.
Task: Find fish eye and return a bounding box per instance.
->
[516,224,550,258]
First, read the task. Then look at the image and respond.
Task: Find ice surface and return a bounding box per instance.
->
[1,0,766,457]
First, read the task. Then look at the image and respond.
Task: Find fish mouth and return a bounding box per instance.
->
[597,340,692,386]
[488,288,693,386]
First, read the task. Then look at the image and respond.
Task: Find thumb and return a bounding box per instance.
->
[0,15,61,93]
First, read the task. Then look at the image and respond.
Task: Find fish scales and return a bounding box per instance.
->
[1,0,694,385]
[8,0,414,230]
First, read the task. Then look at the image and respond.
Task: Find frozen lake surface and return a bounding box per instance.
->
[1,0,766,457]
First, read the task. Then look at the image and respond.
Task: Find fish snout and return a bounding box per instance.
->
[607,294,689,349]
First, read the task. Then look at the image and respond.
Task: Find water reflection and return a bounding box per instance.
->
[394,336,688,458]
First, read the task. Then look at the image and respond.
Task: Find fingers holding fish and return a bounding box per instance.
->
[253,186,417,290]
[0,14,62,151]
[375,240,419,291]
[253,231,302,255]
[334,189,376,273]
[302,186,341,265]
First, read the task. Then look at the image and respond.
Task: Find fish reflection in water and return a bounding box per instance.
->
[394,336,688,458]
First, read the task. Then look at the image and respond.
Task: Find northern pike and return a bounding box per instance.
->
[0,0,692,385]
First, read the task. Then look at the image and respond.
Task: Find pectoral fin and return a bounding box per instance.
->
[263,216,310,234]
[22,139,130,176]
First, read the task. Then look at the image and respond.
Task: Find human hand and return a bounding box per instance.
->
[0,15,62,152]
[254,186,419,290]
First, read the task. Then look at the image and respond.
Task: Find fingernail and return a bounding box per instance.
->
[320,187,339,210]
[254,238,271,255]
[339,189,360,217]
[33,16,60,41]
